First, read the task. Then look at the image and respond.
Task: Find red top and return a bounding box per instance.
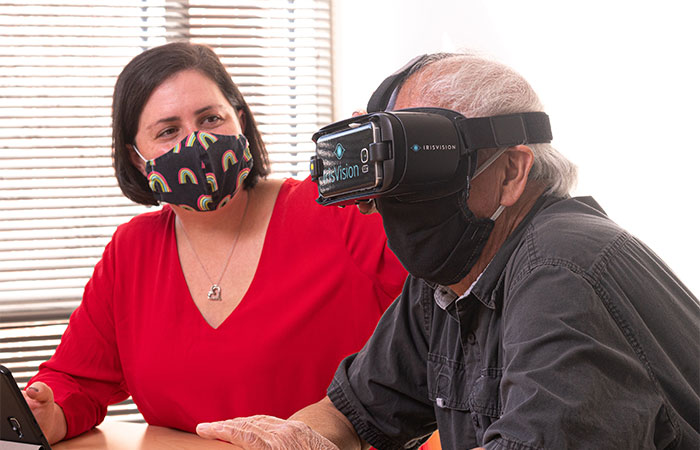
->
[30,177,407,439]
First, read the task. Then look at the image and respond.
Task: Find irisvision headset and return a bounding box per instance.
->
[309,55,553,206]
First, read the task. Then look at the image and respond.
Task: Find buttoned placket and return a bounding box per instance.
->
[456,286,506,444]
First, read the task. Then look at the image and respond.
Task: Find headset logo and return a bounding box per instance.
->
[323,143,359,184]
[411,143,457,151]
[335,143,346,159]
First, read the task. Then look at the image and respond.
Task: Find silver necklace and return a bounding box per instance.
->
[178,192,250,301]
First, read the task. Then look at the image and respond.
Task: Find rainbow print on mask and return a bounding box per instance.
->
[186,132,198,147]
[217,194,232,209]
[243,143,252,162]
[237,167,251,189]
[198,195,213,211]
[173,141,182,154]
[206,173,218,192]
[222,149,238,171]
[178,167,198,184]
[197,131,218,150]
[147,171,171,193]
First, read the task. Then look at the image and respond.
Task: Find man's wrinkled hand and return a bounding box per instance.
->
[197,415,339,450]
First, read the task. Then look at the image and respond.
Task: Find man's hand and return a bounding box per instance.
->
[23,382,67,444]
[349,109,379,216]
[197,415,339,450]
[355,199,378,215]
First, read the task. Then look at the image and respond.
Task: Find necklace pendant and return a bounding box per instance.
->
[208,284,222,301]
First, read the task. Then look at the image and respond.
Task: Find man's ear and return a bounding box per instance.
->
[128,144,147,176]
[499,145,534,207]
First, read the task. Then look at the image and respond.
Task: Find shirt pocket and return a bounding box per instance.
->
[427,353,470,410]
[467,368,502,419]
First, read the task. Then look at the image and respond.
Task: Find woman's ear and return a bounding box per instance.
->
[128,144,147,176]
[237,109,246,132]
[499,145,534,207]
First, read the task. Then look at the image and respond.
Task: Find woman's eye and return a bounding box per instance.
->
[202,115,222,125]
[156,127,177,139]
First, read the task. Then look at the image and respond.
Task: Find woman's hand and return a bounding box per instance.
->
[23,381,67,444]
[197,415,339,450]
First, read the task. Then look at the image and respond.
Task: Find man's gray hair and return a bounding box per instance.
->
[408,52,577,197]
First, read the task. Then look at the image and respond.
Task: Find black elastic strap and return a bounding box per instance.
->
[366,54,430,113]
[459,112,552,150]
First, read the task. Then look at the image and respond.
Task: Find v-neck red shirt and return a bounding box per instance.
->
[30,177,407,439]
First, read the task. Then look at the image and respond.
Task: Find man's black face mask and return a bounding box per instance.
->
[309,54,553,284]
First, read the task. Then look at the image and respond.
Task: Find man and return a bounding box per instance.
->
[196,53,700,449]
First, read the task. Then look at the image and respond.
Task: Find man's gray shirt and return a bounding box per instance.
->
[328,196,699,450]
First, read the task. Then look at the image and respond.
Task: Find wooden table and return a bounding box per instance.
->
[52,421,240,449]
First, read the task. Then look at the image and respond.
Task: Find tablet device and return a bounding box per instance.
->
[0,365,51,450]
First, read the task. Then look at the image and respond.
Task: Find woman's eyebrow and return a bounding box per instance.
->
[194,105,219,115]
[146,105,223,131]
[147,115,179,131]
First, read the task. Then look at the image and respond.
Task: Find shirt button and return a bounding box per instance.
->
[436,397,446,408]
[467,333,476,344]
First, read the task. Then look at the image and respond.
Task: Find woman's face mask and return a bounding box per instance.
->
[133,131,254,211]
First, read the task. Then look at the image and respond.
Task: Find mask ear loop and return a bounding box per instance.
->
[472,147,509,222]
[472,146,509,179]
[490,204,506,221]
[131,144,149,163]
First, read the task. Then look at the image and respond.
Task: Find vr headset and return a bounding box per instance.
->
[310,54,553,206]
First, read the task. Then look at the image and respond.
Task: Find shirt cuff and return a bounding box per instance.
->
[327,364,408,450]
[53,389,103,440]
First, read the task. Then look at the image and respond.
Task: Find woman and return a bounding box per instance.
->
[23,42,407,444]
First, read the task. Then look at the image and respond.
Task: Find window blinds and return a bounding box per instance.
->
[0,0,333,323]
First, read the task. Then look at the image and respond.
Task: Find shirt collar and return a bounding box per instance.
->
[433,273,482,310]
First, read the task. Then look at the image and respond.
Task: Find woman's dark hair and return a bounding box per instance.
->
[112,42,270,205]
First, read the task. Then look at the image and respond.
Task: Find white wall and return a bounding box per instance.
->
[331,0,699,295]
